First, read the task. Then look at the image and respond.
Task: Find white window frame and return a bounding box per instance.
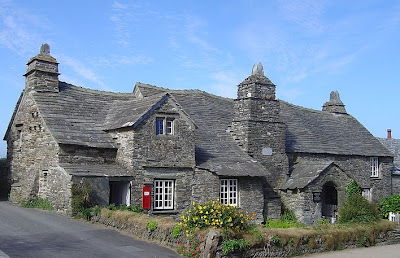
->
[370,157,379,178]
[154,179,174,210]
[155,117,174,135]
[220,179,238,206]
[362,188,372,202]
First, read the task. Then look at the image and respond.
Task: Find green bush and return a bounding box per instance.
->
[179,200,255,233]
[378,194,400,218]
[265,209,304,228]
[20,197,54,210]
[345,179,362,197]
[147,221,158,231]
[338,194,379,223]
[270,235,282,246]
[71,182,92,217]
[128,205,144,213]
[172,225,182,238]
[221,239,250,255]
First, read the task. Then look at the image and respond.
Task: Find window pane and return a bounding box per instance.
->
[166,119,173,135]
[156,118,164,135]
[220,179,238,206]
[154,179,174,210]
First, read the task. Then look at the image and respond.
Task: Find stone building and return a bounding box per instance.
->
[378,130,400,195]
[3,44,394,224]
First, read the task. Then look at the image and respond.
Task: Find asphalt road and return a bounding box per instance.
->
[303,243,400,258]
[0,201,180,258]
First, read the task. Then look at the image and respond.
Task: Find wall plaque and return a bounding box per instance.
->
[313,192,322,203]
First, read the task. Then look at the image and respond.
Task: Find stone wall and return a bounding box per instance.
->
[281,165,350,225]
[72,176,110,207]
[59,145,117,164]
[0,158,9,199]
[141,167,194,216]
[109,97,196,212]
[281,153,393,225]
[6,93,62,208]
[393,175,400,195]
[288,153,392,203]
[38,166,72,214]
[191,169,265,223]
[231,75,288,189]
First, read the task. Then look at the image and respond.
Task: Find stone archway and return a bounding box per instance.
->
[322,181,338,219]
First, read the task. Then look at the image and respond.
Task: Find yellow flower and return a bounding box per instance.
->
[192,201,196,206]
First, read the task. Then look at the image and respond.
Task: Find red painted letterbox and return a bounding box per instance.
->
[142,186,151,210]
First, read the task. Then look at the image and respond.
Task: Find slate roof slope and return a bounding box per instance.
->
[378,137,400,174]
[102,92,167,130]
[33,82,136,148]
[60,163,130,177]
[280,101,393,157]
[135,84,271,177]
[280,160,334,190]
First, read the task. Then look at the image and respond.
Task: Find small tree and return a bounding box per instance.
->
[338,194,379,223]
[345,179,362,197]
[71,181,92,217]
[378,194,400,219]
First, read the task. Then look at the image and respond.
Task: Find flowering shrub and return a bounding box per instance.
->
[177,237,204,258]
[178,200,255,232]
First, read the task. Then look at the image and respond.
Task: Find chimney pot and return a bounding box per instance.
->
[387,129,392,139]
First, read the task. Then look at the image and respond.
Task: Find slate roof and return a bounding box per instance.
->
[60,163,130,177]
[377,137,400,175]
[23,79,392,178]
[280,160,334,190]
[280,101,393,157]
[33,82,136,148]
[30,82,269,177]
[134,84,271,177]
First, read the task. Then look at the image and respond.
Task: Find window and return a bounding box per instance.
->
[220,179,238,206]
[154,179,174,210]
[155,118,174,135]
[362,188,372,202]
[166,119,173,135]
[370,157,379,178]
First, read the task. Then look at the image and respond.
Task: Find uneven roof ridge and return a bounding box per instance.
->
[280,100,393,157]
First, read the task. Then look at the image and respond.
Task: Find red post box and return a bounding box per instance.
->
[142,186,151,210]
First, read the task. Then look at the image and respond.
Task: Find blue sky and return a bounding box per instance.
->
[1,0,399,158]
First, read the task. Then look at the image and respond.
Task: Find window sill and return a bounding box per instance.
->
[151,210,179,215]
[370,176,381,180]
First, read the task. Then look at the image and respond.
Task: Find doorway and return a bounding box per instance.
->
[109,181,131,206]
[322,181,338,219]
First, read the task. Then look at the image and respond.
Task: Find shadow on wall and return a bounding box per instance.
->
[0,158,10,200]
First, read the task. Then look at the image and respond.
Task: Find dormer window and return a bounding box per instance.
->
[370,157,379,178]
[155,117,174,135]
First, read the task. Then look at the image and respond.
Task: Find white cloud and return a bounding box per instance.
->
[110,0,133,46]
[209,70,245,98]
[0,0,50,56]
[60,55,109,90]
[277,0,326,34]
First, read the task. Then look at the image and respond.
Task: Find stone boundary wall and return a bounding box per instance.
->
[0,159,9,199]
[91,211,400,258]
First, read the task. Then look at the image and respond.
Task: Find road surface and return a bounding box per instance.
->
[303,243,400,258]
[0,201,180,258]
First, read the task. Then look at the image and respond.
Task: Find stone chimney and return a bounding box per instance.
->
[387,129,392,139]
[231,63,288,188]
[322,91,347,114]
[24,43,60,93]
